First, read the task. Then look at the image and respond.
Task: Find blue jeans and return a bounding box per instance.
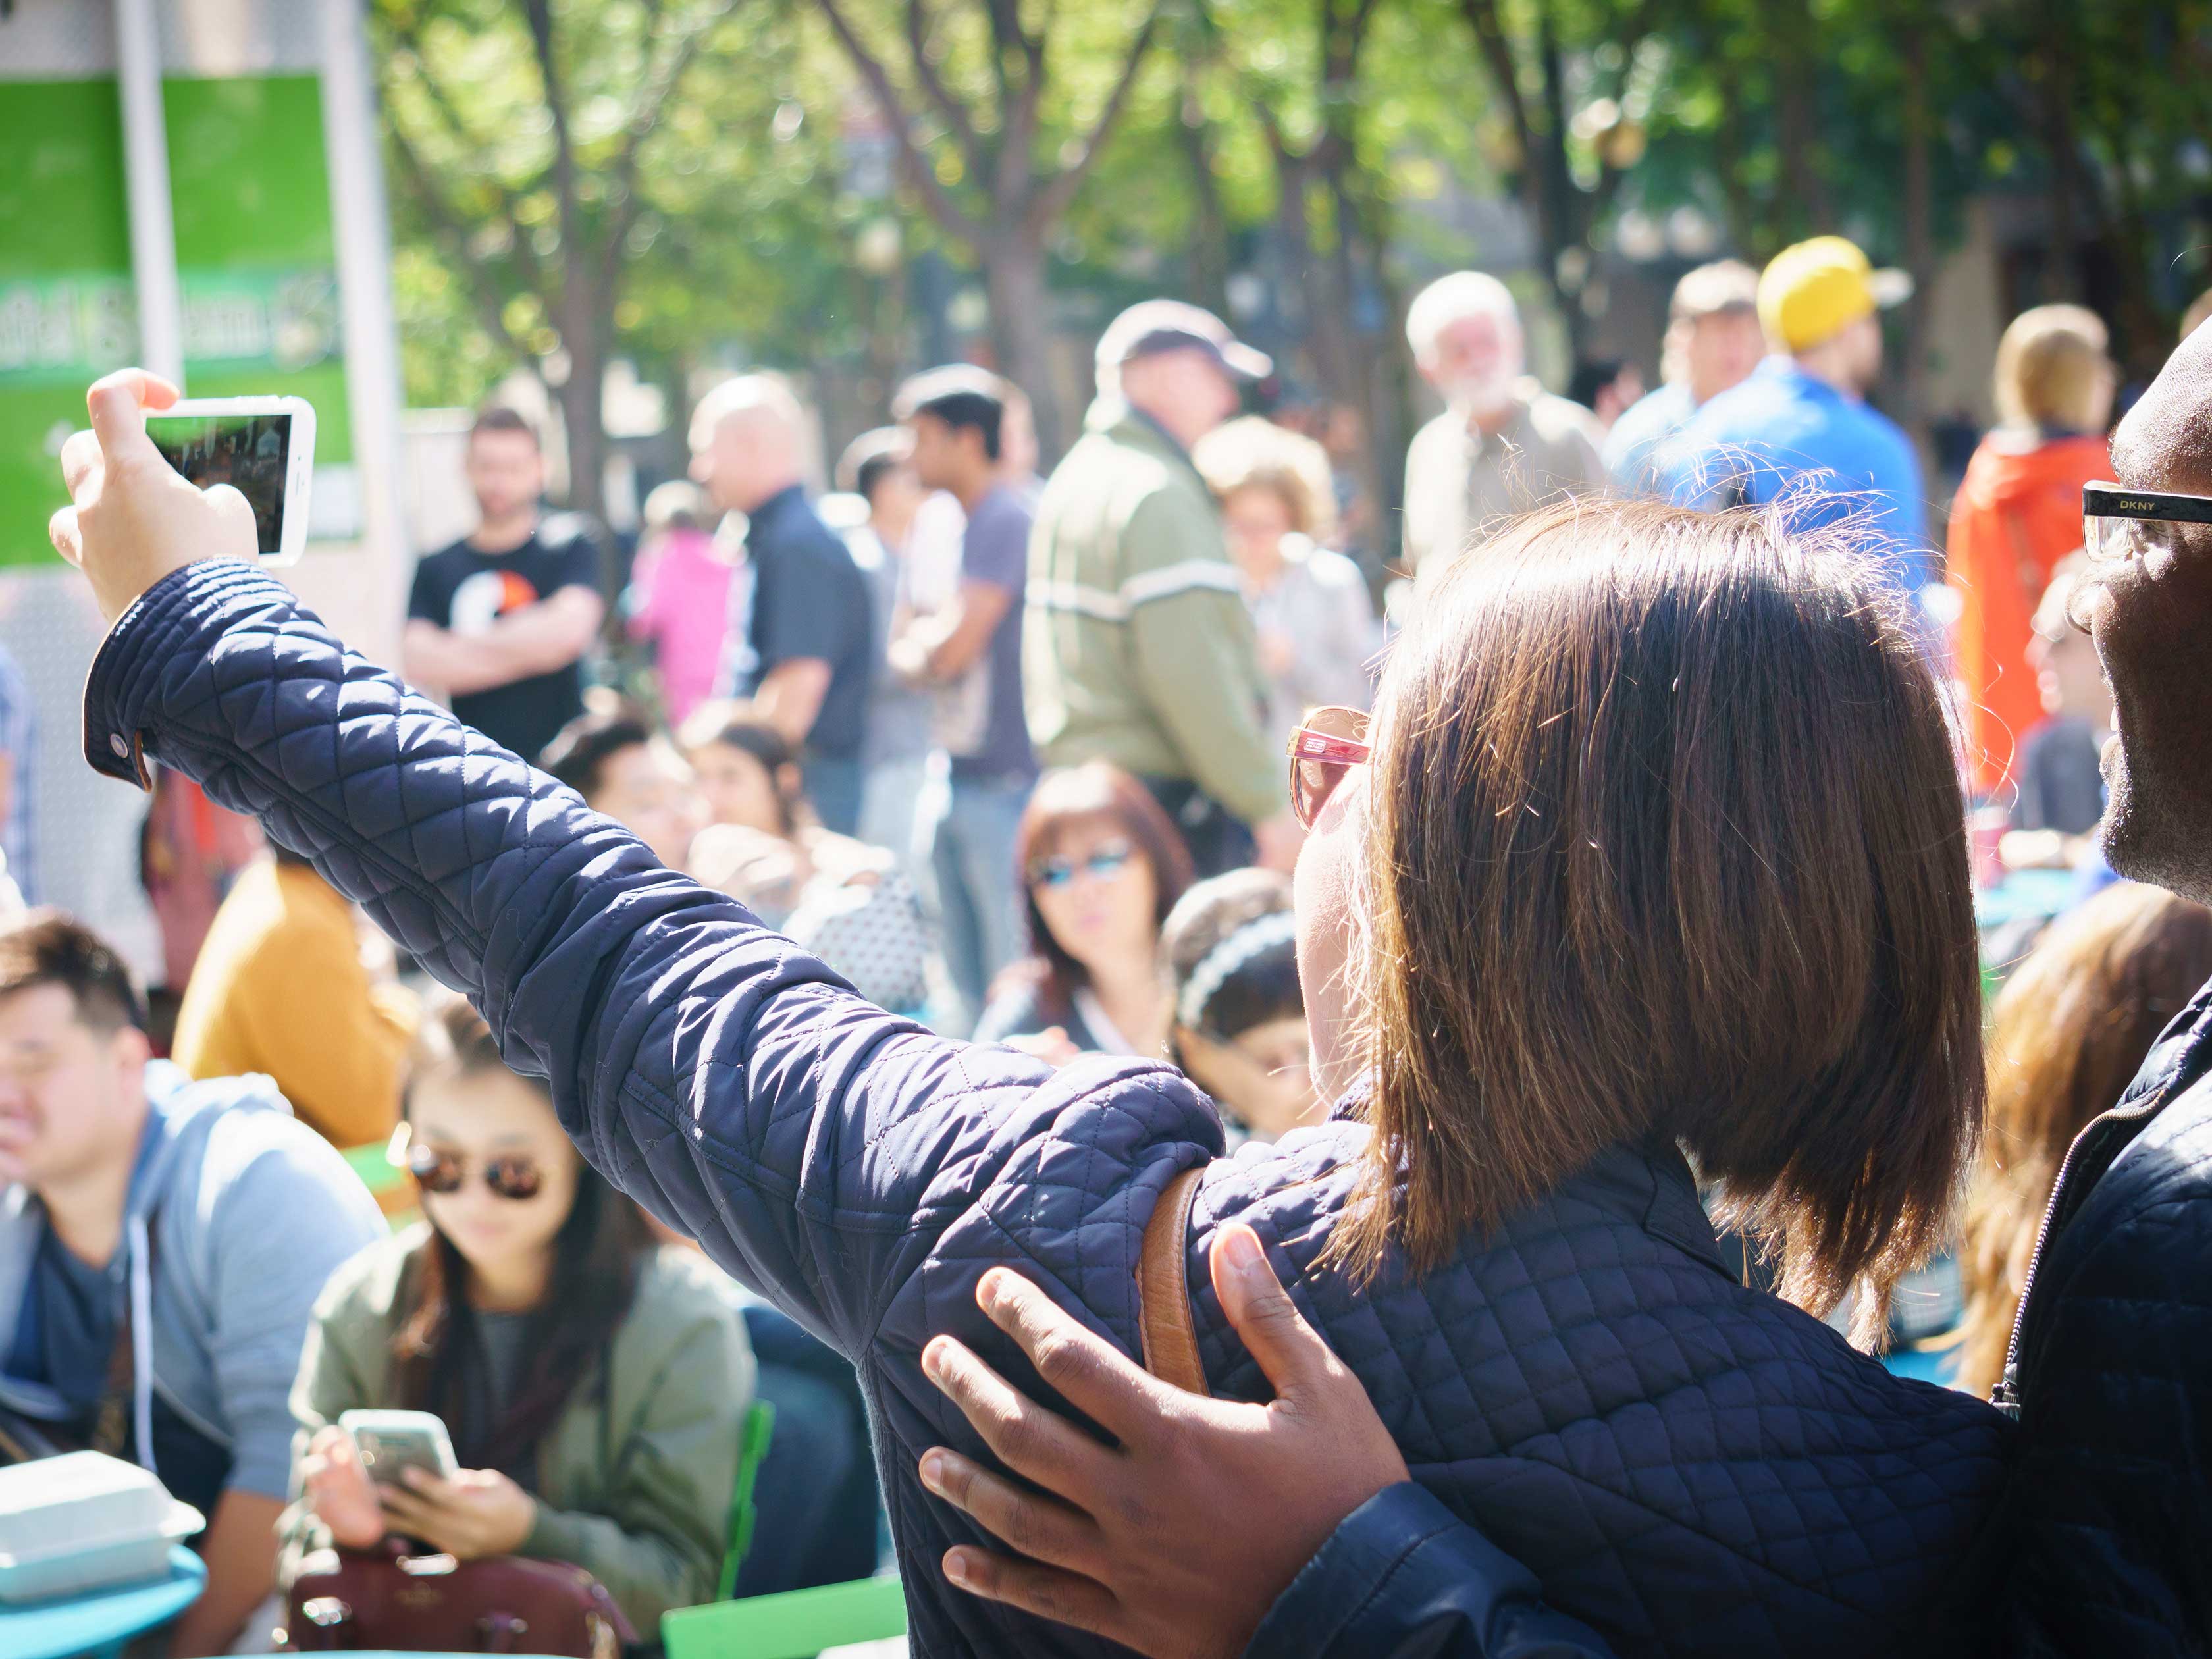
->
[737,1305,882,1596]
[803,756,864,837]
[928,770,1032,1029]
[855,753,931,883]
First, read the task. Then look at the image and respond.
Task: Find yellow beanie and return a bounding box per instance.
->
[1758,236,1912,353]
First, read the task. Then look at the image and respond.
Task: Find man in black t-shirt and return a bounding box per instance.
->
[689,376,874,833]
[403,408,606,766]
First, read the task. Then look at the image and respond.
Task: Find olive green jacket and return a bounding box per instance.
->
[1025,398,1280,824]
[278,1228,754,1635]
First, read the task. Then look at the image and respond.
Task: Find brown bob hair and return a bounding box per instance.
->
[1955,885,2212,1396]
[1329,497,1984,1348]
[1007,764,1195,1017]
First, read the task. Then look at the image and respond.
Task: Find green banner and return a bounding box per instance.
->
[0,268,341,386]
[0,74,355,563]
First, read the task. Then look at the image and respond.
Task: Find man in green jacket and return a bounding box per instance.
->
[1025,301,1303,876]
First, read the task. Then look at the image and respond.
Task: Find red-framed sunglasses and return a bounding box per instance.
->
[1286,706,1371,828]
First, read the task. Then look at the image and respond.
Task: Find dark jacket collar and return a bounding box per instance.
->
[745,483,810,531]
[1323,1082,1733,1282]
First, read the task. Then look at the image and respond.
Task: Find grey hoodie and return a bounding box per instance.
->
[0,1061,385,1500]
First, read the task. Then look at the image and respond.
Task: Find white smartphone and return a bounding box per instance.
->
[144,396,317,567]
[338,1409,460,1489]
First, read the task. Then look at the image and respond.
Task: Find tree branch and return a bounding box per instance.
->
[905,0,992,189]
[387,122,537,366]
[521,0,586,273]
[815,0,987,242]
[1035,3,1162,221]
[605,0,742,285]
[1313,0,1379,173]
[380,22,551,298]
[1454,0,1535,169]
[989,0,1048,205]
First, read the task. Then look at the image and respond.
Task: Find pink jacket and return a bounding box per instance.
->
[626,526,732,724]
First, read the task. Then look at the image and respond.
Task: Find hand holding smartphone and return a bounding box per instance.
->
[142,396,316,566]
[338,1409,460,1490]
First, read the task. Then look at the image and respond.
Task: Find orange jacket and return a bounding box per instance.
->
[1945,432,2109,794]
[171,858,417,1150]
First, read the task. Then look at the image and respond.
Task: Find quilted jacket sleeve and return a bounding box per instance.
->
[1246,1484,1619,1658]
[82,562,1221,1357]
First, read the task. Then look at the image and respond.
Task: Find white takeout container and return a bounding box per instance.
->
[0,1451,203,1603]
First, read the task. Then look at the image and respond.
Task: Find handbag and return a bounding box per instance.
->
[282,1538,637,1656]
[1135,1165,1211,1396]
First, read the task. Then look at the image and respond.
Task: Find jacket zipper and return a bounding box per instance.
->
[1991,1073,2178,1415]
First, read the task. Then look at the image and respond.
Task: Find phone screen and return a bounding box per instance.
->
[146,412,293,554]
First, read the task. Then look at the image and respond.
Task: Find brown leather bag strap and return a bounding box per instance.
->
[1136,1165,1210,1398]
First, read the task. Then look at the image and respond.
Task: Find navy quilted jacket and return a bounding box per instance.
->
[1979,974,2212,1654]
[83,563,2012,1658]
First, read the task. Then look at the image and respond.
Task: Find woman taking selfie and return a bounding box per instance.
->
[279,1000,751,1639]
[64,379,2005,1659]
[972,764,1194,1060]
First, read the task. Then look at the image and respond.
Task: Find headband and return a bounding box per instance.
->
[1176,910,1298,1034]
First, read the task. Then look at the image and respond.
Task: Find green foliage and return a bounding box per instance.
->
[377,0,853,408]
[379,0,2212,427]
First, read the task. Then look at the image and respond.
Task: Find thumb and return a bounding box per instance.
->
[203,483,261,558]
[85,368,178,466]
[1208,1223,1332,1398]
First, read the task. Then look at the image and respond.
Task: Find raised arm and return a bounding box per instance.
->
[53,370,1221,1362]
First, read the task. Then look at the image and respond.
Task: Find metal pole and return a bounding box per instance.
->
[113,0,184,386]
[321,0,413,639]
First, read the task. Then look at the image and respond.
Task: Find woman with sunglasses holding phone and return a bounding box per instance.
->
[57,370,2010,1659]
[278,999,752,1638]
[973,764,1194,1061]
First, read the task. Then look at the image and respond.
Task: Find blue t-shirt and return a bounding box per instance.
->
[720,487,875,762]
[951,486,1038,783]
[1661,357,1934,599]
[5,1224,233,1515]
[1601,381,1698,496]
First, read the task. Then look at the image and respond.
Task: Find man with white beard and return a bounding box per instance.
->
[1399,272,1604,589]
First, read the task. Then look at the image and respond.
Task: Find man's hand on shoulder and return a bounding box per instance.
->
[49,369,257,623]
[916,1222,1408,1658]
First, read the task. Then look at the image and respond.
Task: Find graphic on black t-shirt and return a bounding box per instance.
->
[407,514,604,766]
[448,567,545,634]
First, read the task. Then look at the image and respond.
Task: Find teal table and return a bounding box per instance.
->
[1882,1346,1957,1387]
[1974,868,2079,933]
[1,1546,205,1659]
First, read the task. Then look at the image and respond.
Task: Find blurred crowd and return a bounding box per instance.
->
[3,228,2211,1656]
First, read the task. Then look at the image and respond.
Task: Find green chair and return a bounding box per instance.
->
[340,1138,421,1229]
[662,1575,908,1659]
[718,1400,777,1600]
[341,1138,408,1195]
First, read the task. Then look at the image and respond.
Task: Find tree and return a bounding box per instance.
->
[1449,0,1660,359]
[1999,0,2212,373]
[807,0,1165,453]
[1182,0,1394,523]
[375,0,824,519]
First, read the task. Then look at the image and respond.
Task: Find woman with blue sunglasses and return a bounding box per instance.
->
[972,764,1194,1063]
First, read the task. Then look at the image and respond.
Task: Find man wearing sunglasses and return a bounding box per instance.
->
[0,914,384,1655]
[900,325,2212,1658]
